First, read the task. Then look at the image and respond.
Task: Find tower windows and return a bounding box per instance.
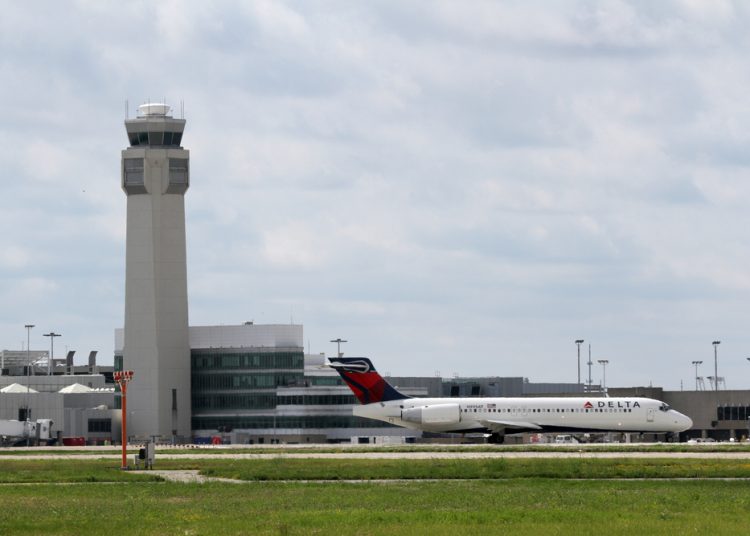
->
[124,158,144,185]
[149,132,164,146]
[169,159,188,184]
[123,158,147,194]
[127,131,184,147]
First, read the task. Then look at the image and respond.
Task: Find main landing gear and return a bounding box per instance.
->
[487,433,505,444]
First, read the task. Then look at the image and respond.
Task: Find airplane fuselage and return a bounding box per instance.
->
[354,396,693,435]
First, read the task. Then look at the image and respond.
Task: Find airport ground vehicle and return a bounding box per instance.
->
[0,419,54,446]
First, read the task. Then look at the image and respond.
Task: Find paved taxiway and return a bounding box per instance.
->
[2,449,750,460]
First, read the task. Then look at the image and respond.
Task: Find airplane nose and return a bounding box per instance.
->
[683,414,693,429]
[677,412,693,431]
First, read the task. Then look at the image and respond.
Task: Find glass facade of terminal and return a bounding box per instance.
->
[309,376,345,386]
[116,344,399,438]
[717,405,750,421]
[192,415,393,430]
[192,351,304,371]
[191,348,304,420]
[189,347,395,435]
[277,394,358,405]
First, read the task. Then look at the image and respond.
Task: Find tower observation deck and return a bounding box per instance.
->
[120,103,191,440]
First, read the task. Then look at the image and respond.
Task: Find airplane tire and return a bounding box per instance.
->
[488,433,505,444]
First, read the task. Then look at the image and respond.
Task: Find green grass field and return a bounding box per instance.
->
[1,457,749,534]
[0,479,748,535]
[196,456,750,480]
[3,457,750,482]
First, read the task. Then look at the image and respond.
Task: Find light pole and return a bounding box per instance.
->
[330,338,347,358]
[24,324,34,422]
[597,359,609,392]
[24,324,34,446]
[575,339,584,386]
[691,360,703,391]
[42,332,61,376]
[712,341,721,391]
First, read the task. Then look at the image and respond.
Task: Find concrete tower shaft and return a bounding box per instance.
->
[121,103,191,440]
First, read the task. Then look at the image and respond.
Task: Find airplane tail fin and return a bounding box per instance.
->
[328,357,409,404]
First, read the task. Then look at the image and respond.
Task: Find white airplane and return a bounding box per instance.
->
[329,357,693,443]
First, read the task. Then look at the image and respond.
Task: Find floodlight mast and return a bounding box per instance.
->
[691,360,703,391]
[42,332,61,375]
[575,339,584,386]
[330,338,347,358]
[597,359,609,392]
[712,341,721,392]
[24,324,34,447]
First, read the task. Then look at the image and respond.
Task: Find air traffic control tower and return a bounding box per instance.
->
[121,103,191,440]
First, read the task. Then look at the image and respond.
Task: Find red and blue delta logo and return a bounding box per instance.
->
[583,400,641,409]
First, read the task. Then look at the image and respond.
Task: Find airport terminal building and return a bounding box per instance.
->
[115,323,415,444]
[0,372,117,444]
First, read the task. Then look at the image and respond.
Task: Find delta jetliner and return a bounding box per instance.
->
[329,357,693,442]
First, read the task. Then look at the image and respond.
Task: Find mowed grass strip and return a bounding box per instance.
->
[195,457,750,481]
[3,457,750,483]
[0,480,748,535]
[0,459,162,483]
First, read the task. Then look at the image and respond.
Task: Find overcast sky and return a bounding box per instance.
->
[1,1,749,390]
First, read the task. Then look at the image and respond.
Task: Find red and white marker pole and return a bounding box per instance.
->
[113,370,134,469]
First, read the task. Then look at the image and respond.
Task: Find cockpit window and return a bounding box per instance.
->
[659,403,671,412]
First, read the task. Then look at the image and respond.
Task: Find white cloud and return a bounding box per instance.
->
[0,1,749,387]
[0,246,31,270]
[247,0,311,43]
[260,222,329,270]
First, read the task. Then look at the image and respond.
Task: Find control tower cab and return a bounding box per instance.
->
[122,104,188,195]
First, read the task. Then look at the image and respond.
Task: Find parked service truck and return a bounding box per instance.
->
[0,419,54,446]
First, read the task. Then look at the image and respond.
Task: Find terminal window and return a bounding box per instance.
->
[717,406,749,421]
[88,419,112,433]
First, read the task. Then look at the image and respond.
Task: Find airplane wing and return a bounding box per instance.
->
[479,420,542,433]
